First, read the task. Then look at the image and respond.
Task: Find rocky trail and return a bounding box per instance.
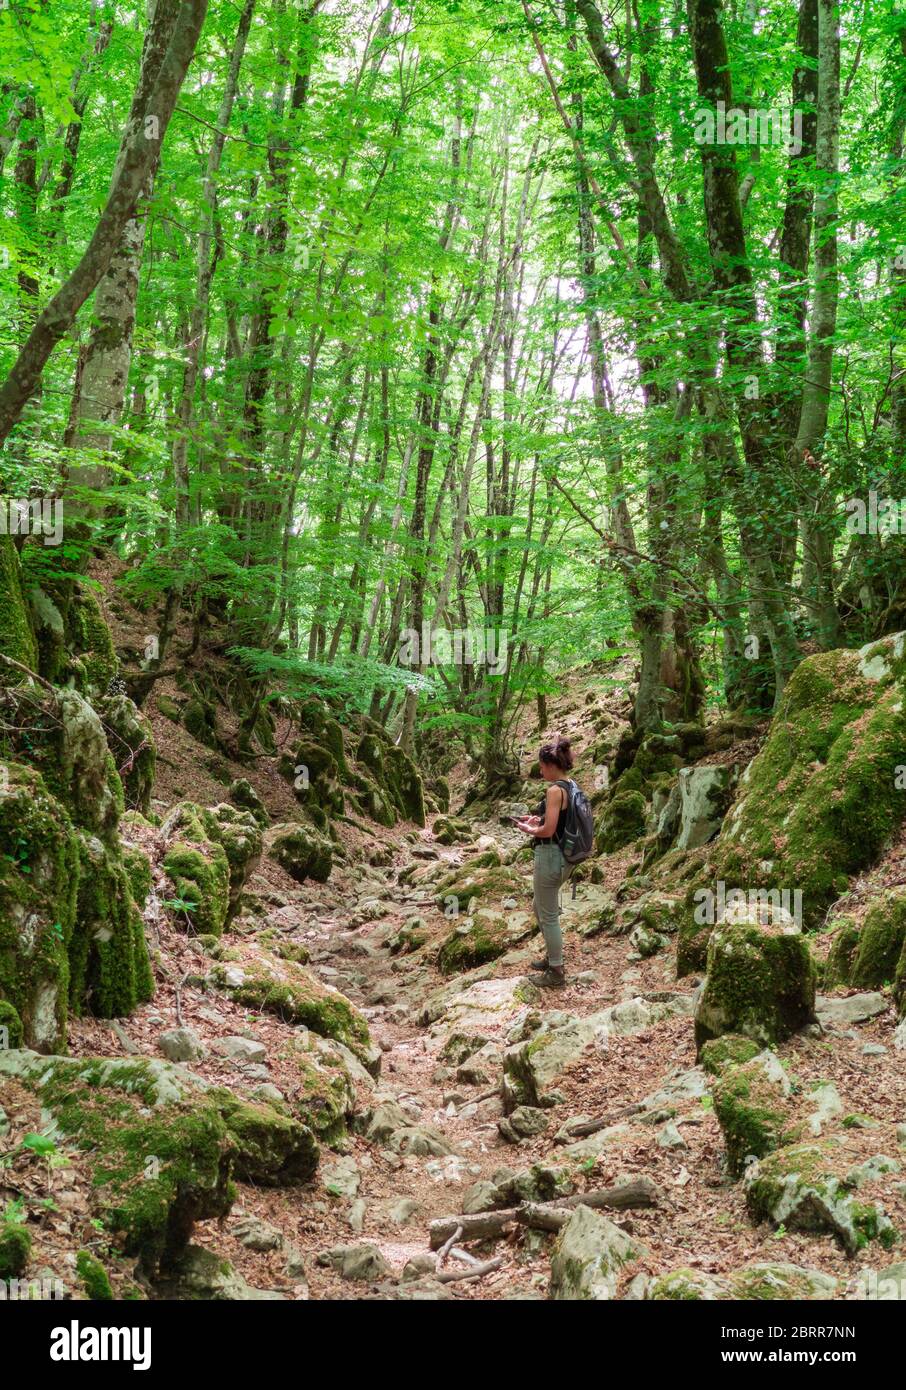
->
[6,645,906,1305]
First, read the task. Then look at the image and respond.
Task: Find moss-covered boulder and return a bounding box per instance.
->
[265,821,333,884]
[433,815,473,846]
[850,892,906,990]
[823,916,862,989]
[713,1051,802,1178]
[71,834,154,1018]
[229,778,269,828]
[162,826,231,938]
[0,764,79,1052]
[434,861,526,913]
[680,635,906,966]
[745,1140,897,1254]
[597,790,647,853]
[200,805,262,924]
[39,688,124,837]
[0,1049,320,1274]
[122,845,152,910]
[213,1091,319,1186]
[181,696,220,750]
[437,912,511,975]
[210,954,378,1075]
[94,693,156,816]
[0,532,38,669]
[280,1034,360,1145]
[699,1033,761,1077]
[0,1218,31,1279]
[355,731,425,827]
[549,1204,644,1300]
[694,916,816,1054]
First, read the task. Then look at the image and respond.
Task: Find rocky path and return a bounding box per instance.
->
[42,788,906,1303]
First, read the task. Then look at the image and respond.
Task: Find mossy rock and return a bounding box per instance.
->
[0,532,38,669]
[0,1051,235,1275]
[265,821,333,884]
[0,999,24,1048]
[690,635,906,966]
[162,838,231,938]
[434,862,525,912]
[229,778,270,829]
[76,1250,114,1300]
[181,697,220,751]
[0,764,79,1052]
[649,1268,726,1300]
[713,1051,802,1178]
[94,693,156,816]
[281,1035,358,1145]
[850,891,906,990]
[744,1140,897,1254]
[211,958,377,1074]
[71,834,154,1018]
[33,687,124,837]
[699,1034,761,1077]
[0,1049,322,1274]
[212,1090,319,1185]
[597,791,647,853]
[727,1262,837,1300]
[694,918,816,1053]
[64,587,118,694]
[0,1219,31,1279]
[433,816,473,846]
[122,845,152,910]
[437,913,510,976]
[823,916,862,990]
[156,695,181,723]
[198,805,262,925]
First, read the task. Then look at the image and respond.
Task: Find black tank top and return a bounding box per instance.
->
[535,779,570,844]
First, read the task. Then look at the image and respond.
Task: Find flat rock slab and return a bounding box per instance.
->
[816,993,888,1027]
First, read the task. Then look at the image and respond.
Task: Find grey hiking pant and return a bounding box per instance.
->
[533,842,571,968]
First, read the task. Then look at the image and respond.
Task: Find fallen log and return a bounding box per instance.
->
[434,1257,503,1284]
[427,1177,660,1249]
[554,1104,645,1142]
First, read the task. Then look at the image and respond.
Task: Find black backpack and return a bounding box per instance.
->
[557,779,595,865]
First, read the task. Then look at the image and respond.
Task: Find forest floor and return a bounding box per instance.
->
[7,659,906,1301]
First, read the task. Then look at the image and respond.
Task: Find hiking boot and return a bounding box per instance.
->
[535,966,566,989]
[529,957,550,972]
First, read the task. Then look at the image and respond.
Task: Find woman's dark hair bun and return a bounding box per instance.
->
[539,736,574,772]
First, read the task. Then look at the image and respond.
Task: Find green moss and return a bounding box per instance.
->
[212,962,375,1071]
[695,921,816,1052]
[71,836,154,1018]
[649,1269,716,1300]
[67,588,118,693]
[435,861,525,910]
[851,892,906,989]
[283,1043,355,1145]
[0,532,38,669]
[212,1090,319,1185]
[597,790,647,853]
[0,1220,31,1279]
[693,638,906,966]
[713,1055,802,1178]
[437,915,509,975]
[745,1141,897,1254]
[0,764,78,1052]
[181,697,219,750]
[265,822,333,884]
[229,778,269,828]
[699,1034,761,1076]
[823,916,861,989]
[76,1250,113,1300]
[95,694,156,815]
[122,845,152,910]
[0,999,23,1048]
[163,841,231,938]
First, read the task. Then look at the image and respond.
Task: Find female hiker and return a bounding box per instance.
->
[514,737,577,988]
